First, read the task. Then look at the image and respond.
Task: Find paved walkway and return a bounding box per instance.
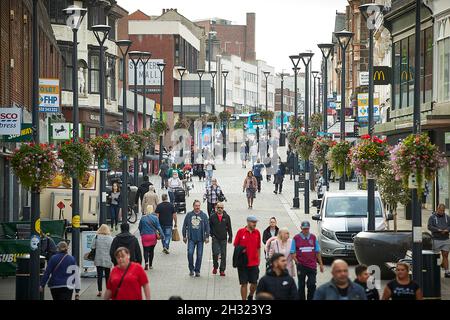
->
[1,152,449,299]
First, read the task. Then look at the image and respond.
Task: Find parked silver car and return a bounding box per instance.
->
[312,191,391,260]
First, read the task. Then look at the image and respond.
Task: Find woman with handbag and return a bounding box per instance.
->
[243,171,258,209]
[266,228,296,278]
[105,247,150,300]
[138,209,165,270]
[91,224,113,297]
[40,241,80,300]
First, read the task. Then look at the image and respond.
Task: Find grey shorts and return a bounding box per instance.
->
[433,239,450,253]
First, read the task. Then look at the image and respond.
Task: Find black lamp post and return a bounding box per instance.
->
[63,5,87,266]
[359,4,385,232]
[300,52,314,215]
[412,0,422,287]
[177,67,186,118]
[210,71,217,114]
[157,62,166,169]
[116,39,132,223]
[129,51,143,187]
[197,69,205,118]
[312,71,319,115]
[318,43,334,190]
[279,73,288,146]
[29,0,40,300]
[140,52,151,177]
[263,71,270,151]
[334,29,353,190]
[289,55,301,209]
[222,70,229,161]
[92,24,111,226]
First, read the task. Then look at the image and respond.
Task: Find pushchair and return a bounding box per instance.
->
[173,187,187,214]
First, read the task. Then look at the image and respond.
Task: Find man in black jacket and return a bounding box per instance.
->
[256,253,299,300]
[354,264,380,300]
[135,176,153,213]
[209,202,233,276]
[110,223,142,265]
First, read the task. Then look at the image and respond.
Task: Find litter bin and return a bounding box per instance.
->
[422,250,441,300]
[16,254,46,300]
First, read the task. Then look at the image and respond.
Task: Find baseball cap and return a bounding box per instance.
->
[247,215,258,223]
[301,221,310,229]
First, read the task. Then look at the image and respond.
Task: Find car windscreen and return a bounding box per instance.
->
[325,196,383,218]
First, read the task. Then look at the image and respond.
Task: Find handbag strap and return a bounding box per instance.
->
[51,254,68,276]
[112,262,131,299]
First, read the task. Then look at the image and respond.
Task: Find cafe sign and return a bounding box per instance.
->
[2,123,33,142]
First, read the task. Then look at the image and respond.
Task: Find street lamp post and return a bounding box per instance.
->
[63,5,87,266]
[412,0,423,287]
[222,70,229,161]
[210,71,217,114]
[140,52,151,177]
[318,43,334,191]
[177,67,186,118]
[116,39,132,223]
[360,4,385,232]
[300,52,314,215]
[289,55,301,209]
[334,30,353,191]
[279,73,287,146]
[157,63,166,169]
[263,71,270,151]
[197,69,205,118]
[312,71,319,114]
[92,25,111,226]
[129,51,143,187]
[29,0,40,300]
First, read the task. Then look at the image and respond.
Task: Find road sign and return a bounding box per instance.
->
[57,201,66,210]
[0,107,21,136]
[2,123,32,142]
[373,67,392,85]
[39,78,60,113]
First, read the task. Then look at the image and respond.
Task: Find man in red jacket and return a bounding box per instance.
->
[234,215,261,300]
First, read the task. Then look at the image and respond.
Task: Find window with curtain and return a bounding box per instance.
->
[60,45,73,91]
[424,27,433,103]
[89,49,101,94]
[106,56,116,100]
[438,37,450,102]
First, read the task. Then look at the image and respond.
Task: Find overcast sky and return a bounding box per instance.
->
[117,0,349,74]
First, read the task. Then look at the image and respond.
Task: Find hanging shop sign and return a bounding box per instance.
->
[0,107,22,135]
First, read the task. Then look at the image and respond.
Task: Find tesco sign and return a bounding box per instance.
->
[0,107,22,135]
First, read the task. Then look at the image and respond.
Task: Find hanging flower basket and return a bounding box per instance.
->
[310,113,323,133]
[327,141,352,178]
[130,133,148,154]
[152,120,169,136]
[288,128,314,160]
[391,133,447,197]
[311,137,336,168]
[140,128,157,147]
[208,114,219,124]
[350,134,390,183]
[289,115,303,128]
[174,117,191,130]
[259,110,274,121]
[219,110,232,123]
[89,134,115,163]
[10,143,59,191]
[58,139,92,180]
[115,133,138,158]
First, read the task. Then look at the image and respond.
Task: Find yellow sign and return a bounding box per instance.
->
[374,71,385,81]
[72,215,81,228]
[35,218,41,234]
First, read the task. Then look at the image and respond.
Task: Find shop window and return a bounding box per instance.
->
[89,127,97,139]
[89,49,101,94]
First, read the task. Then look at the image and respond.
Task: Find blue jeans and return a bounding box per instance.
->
[168,191,175,204]
[162,226,172,250]
[110,205,120,228]
[187,240,204,273]
[297,264,317,300]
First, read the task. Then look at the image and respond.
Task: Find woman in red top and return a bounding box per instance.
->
[104,247,150,300]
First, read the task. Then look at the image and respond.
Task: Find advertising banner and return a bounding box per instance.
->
[0,107,21,135]
[39,78,60,113]
[129,59,164,86]
[0,240,29,276]
[2,123,32,142]
[357,93,380,123]
[81,231,97,269]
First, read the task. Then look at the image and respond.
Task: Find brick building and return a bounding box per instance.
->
[0,0,61,222]
[196,13,256,64]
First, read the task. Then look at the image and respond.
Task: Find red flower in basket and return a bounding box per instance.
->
[361,134,371,140]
